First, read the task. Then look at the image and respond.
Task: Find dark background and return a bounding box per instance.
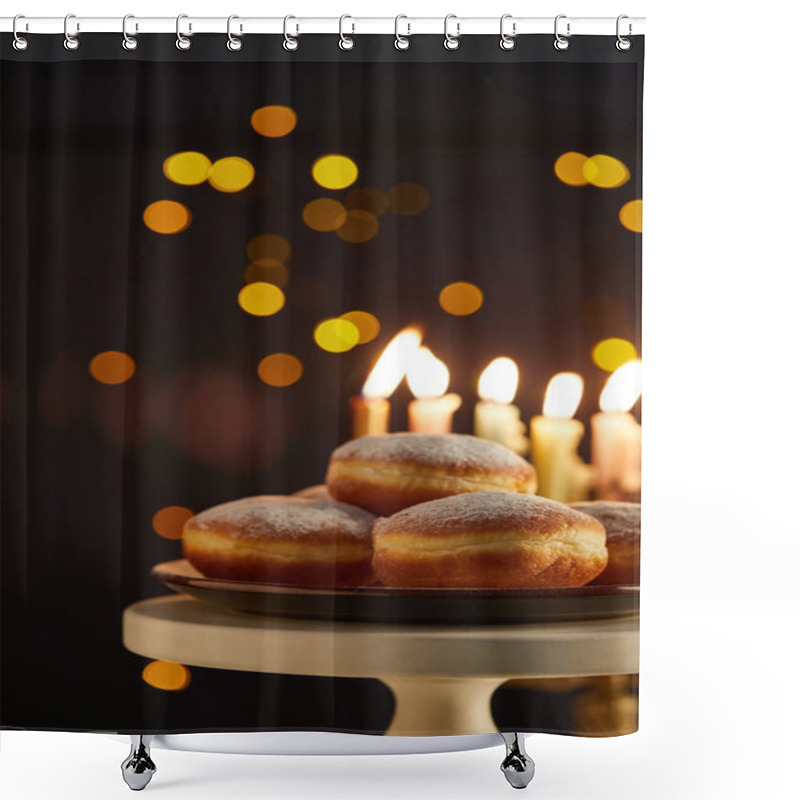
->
[1,35,642,733]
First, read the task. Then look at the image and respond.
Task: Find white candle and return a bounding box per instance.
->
[350,328,421,437]
[530,373,594,503]
[591,360,642,500]
[407,346,462,433]
[474,357,529,455]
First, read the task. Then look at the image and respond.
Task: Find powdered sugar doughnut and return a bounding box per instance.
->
[571,501,640,586]
[292,484,333,501]
[372,491,607,589]
[326,433,538,516]
[183,495,375,587]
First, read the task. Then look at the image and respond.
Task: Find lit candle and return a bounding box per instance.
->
[531,373,594,503]
[350,328,422,438]
[407,347,462,433]
[591,360,642,500]
[474,357,529,455]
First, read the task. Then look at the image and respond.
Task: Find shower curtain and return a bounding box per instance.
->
[1,28,642,739]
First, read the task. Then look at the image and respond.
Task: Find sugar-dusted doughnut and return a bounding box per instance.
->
[182,495,375,587]
[326,433,538,516]
[570,501,640,586]
[292,484,333,501]
[372,491,607,589]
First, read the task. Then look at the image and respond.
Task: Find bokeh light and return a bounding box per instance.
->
[243,259,290,288]
[247,233,292,262]
[583,155,630,188]
[554,152,589,186]
[303,198,348,231]
[345,187,389,217]
[314,318,360,352]
[152,506,194,539]
[163,151,211,185]
[142,661,191,691]
[238,282,285,316]
[312,155,358,190]
[340,311,381,344]
[336,210,379,243]
[89,351,136,385]
[619,199,643,232]
[387,182,430,215]
[439,282,484,316]
[208,156,255,192]
[592,337,638,372]
[143,200,191,234]
[258,353,304,387]
[251,105,297,138]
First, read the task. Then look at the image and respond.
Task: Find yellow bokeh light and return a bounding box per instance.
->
[238,282,286,316]
[163,151,211,186]
[387,182,430,216]
[439,282,484,316]
[143,200,191,234]
[345,187,389,217]
[314,318,360,353]
[592,337,638,372]
[619,199,643,232]
[243,259,290,288]
[303,198,348,232]
[554,152,589,186]
[142,661,191,691]
[336,210,379,243]
[89,351,136,384]
[208,156,255,193]
[152,506,194,540]
[583,155,630,189]
[340,311,381,344]
[247,233,292,263]
[251,105,297,138]
[258,353,304,387]
[312,155,359,190]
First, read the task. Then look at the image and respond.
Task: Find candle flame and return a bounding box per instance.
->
[362,328,422,400]
[407,346,450,398]
[543,373,584,419]
[478,357,519,404]
[599,359,642,412]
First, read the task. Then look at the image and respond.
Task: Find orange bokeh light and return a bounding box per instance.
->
[152,506,194,539]
[142,661,191,691]
[258,353,304,387]
[251,105,297,138]
[89,351,136,385]
[143,201,192,234]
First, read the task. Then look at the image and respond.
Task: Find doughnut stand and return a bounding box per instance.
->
[121,594,638,790]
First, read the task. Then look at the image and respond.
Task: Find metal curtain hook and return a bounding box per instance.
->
[394,14,410,50]
[122,14,138,50]
[12,14,29,51]
[444,14,460,50]
[616,14,632,51]
[500,14,516,50]
[283,15,299,51]
[227,15,242,50]
[63,13,79,51]
[554,14,570,51]
[176,14,192,50]
[339,14,355,50]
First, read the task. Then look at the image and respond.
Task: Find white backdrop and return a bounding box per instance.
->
[2,1,798,798]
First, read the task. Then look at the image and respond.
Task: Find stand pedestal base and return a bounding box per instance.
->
[382,677,502,736]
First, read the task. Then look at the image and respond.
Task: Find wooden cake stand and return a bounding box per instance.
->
[123,595,639,737]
